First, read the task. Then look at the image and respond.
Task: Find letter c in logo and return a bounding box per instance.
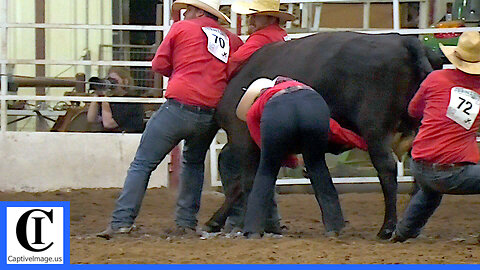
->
[16,209,54,252]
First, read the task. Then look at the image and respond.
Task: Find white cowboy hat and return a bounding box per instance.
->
[440,31,480,75]
[236,78,275,121]
[172,0,231,24]
[231,0,295,22]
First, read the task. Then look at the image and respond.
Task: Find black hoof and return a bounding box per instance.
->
[377,229,394,240]
[244,232,262,239]
[204,221,222,233]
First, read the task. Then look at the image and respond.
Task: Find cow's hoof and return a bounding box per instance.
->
[244,232,262,239]
[203,221,222,233]
[377,228,394,240]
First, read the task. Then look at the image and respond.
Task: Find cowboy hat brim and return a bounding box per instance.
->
[231,1,295,21]
[440,43,480,75]
[173,0,231,24]
[236,78,275,121]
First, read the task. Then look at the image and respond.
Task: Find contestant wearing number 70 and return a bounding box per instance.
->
[96,0,243,239]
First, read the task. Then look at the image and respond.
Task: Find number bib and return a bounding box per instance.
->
[446,87,480,130]
[202,27,230,63]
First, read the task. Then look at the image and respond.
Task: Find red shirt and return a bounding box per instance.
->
[409,69,480,164]
[227,24,288,79]
[246,80,368,155]
[152,17,243,108]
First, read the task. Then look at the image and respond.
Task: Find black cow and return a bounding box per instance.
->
[206,31,441,239]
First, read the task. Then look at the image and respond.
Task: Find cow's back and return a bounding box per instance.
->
[218,31,432,135]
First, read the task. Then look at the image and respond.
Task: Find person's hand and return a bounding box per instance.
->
[94,91,106,97]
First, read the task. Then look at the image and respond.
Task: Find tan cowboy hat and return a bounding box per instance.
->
[172,0,231,24]
[231,0,295,22]
[440,31,480,75]
[236,78,275,121]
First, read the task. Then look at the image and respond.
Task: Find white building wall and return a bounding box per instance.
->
[0,132,169,192]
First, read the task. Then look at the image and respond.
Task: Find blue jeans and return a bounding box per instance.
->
[396,159,480,238]
[244,90,344,234]
[110,99,218,229]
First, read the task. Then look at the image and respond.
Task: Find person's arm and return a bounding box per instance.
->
[151,23,178,77]
[246,101,262,148]
[101,102,119,129]
[408,84,427,119]
[328,119,368,151]
[226,31,244,54]
[87,100,101,123]
[227,35,270,79]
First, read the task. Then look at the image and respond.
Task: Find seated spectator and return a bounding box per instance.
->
[87,67,144,133]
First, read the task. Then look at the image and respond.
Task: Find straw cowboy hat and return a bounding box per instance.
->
[231,0,295,22]
[236,78,275,121]
[440,31,480,75]
[172,0,231,23]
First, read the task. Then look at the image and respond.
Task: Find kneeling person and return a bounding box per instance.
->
[392,31,480,243]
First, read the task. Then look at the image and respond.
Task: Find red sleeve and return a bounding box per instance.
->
[151,24,179,77]
[282,155,299,168]
[227,31,244,54]
[408,83,427,119]
[227,34,270,79]
[329,119,368,151]
[246,101,262,148]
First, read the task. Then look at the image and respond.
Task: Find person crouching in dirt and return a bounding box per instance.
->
[392,31,480,243]
[236,76,368,238]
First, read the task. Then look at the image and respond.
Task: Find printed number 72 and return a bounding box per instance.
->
[458,97,472,115]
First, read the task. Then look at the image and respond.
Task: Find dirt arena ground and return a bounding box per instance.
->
[1,188,480,264]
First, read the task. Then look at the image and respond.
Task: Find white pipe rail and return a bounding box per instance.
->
[0,95,165,103]
[286,27,480,39]
[208,130,414,186]
[0,23,165,31]
[0,59,152,66]
[0,0,7,133]
[220,0,424,3]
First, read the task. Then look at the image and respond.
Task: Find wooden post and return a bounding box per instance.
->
[237,14,242,36]
[75,73,86,93]
[154,3,163,91]
[35,0,46,131]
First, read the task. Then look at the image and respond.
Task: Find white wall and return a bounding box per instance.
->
[0,132,169,192]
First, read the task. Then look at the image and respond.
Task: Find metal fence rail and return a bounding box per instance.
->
[0,0,478,187]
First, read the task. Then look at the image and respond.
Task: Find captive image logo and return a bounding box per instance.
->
[6,207,64,264]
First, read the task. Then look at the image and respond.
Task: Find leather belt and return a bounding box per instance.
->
[271,85,315,100]
[168,98,216,114]
[414,159,472,171]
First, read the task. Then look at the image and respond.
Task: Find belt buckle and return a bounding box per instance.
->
[432,163,455,170]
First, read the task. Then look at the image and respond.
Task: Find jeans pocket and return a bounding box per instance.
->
[429,170,458,192]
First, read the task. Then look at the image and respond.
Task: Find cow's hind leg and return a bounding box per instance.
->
[204,134,260,232]
[204,144,242,232]
[367,137,398,239]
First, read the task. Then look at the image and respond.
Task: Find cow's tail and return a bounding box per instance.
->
[402,35,436,82]
[396,36,436,142]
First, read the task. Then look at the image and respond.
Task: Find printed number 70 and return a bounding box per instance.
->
[458,97,472,115]
[213,35,226,48]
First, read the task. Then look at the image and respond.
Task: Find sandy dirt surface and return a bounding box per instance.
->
[1,188,480,264]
